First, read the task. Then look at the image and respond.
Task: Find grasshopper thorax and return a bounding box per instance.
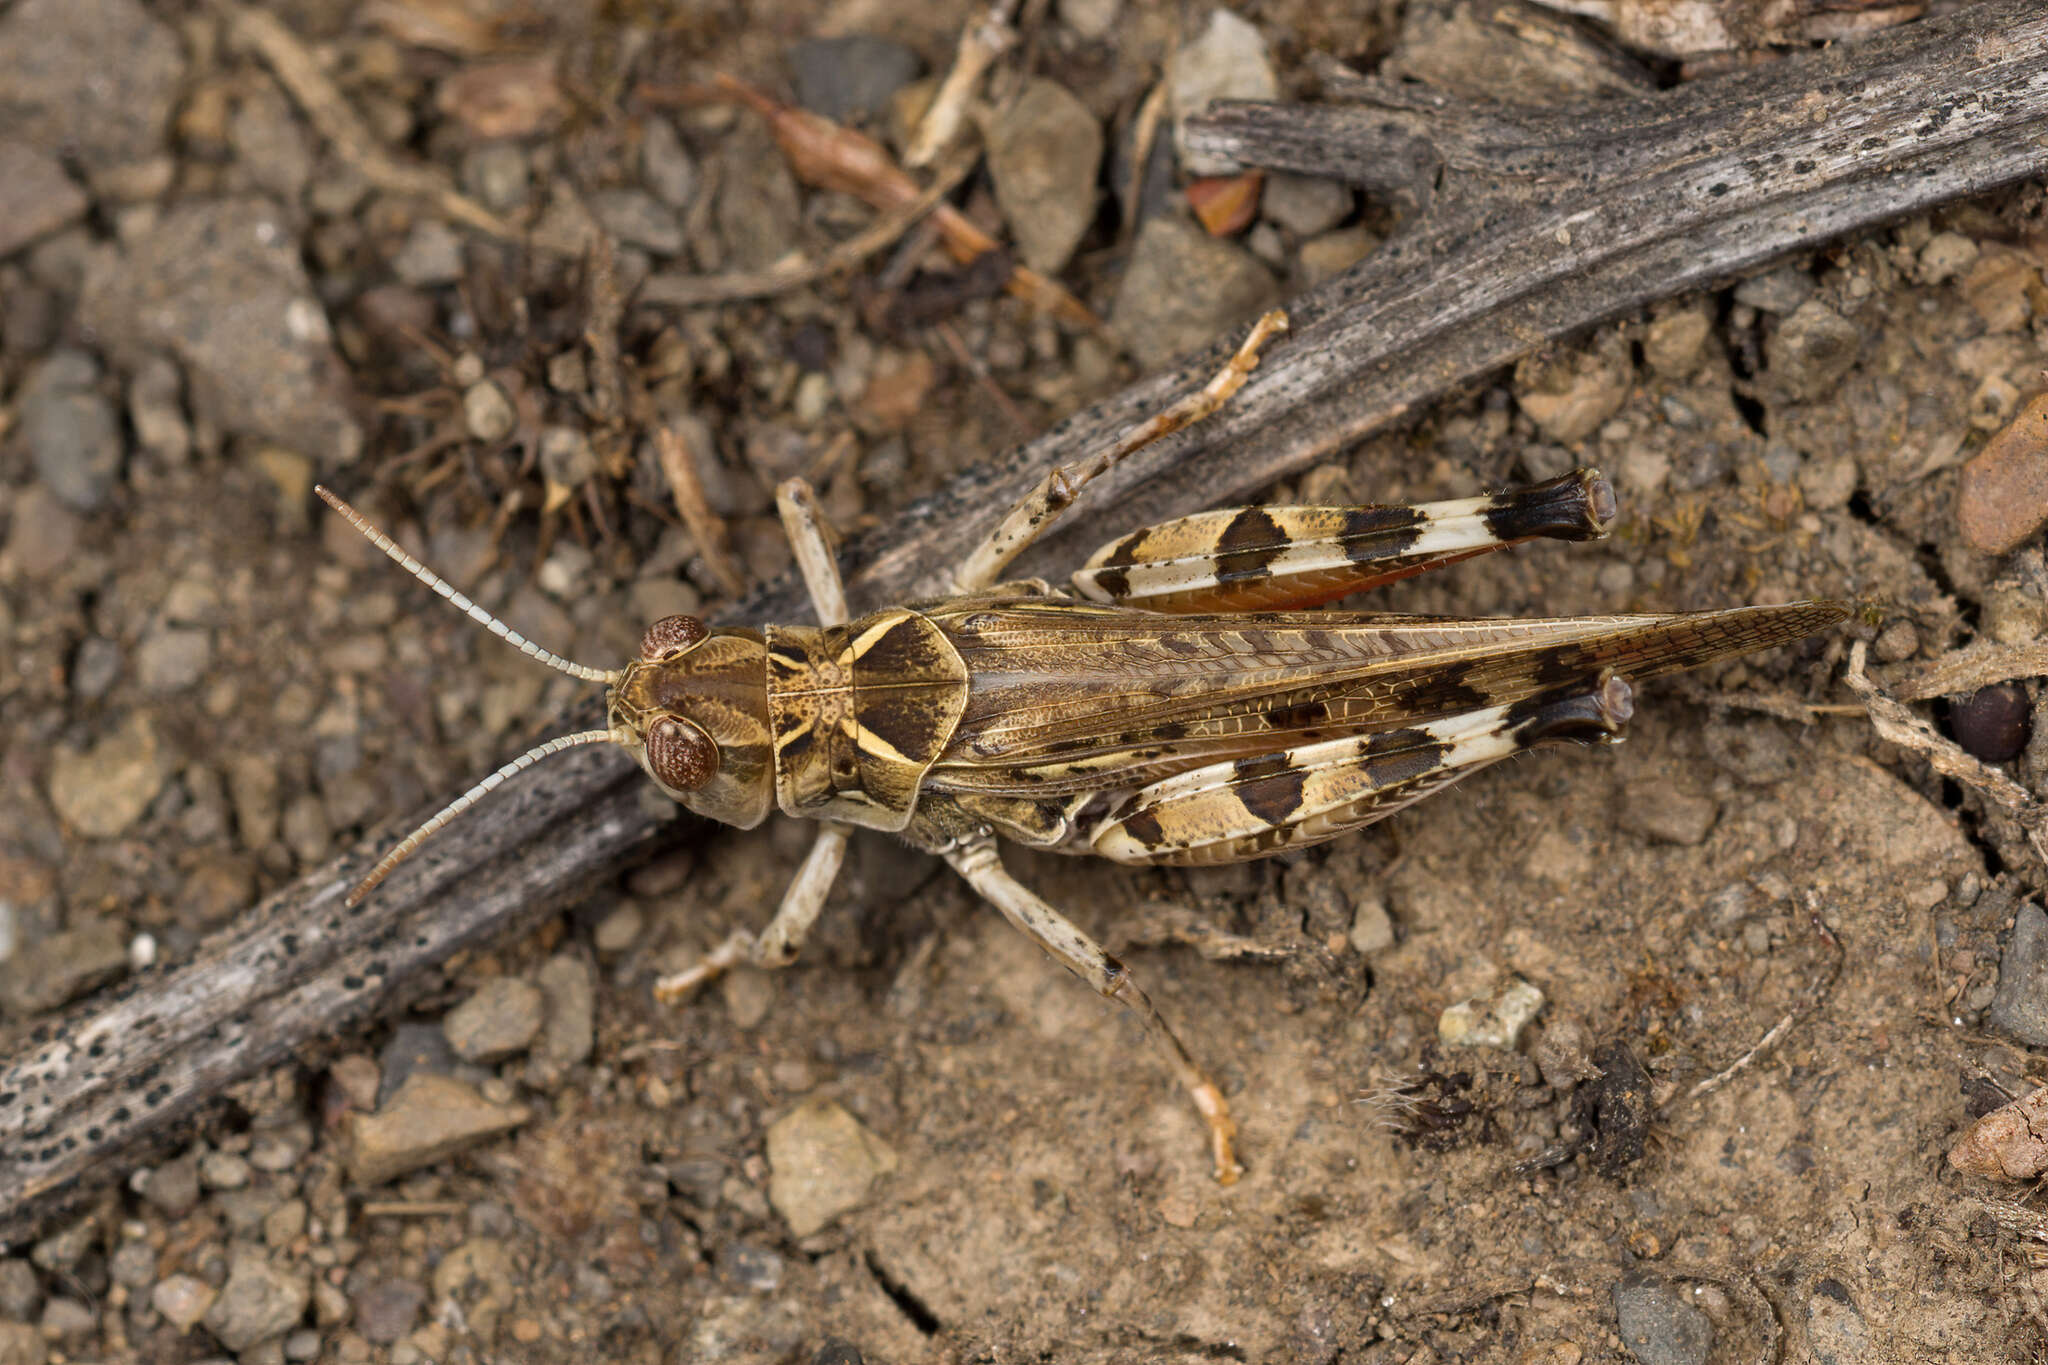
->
[608,617,775,830]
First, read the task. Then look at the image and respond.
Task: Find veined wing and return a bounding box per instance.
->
[926,598,1846,796]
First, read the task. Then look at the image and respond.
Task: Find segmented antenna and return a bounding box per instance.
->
[313,485,621,684]
[343,730,615,906]
[313,485,630,905]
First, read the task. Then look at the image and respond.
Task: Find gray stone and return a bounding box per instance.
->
[142,1156,201,1216]
[224,752,281,851]
[1613,1277,1713,1365]
[1732,265,1814,314]
[0,0,184,180]
[641,117,698,209]
[1262,173,1351,238]
[0,142,87,259]
[443,977,546,1063]
[1168,9,1279,177]
[37,1298,90,1343]
[135,626,211,694]
[0,484,81,581]
[389,218,465,287]
[461,142,531,213]
[78,198,362,464]
[983,79,1103,275]
[713,122,803,273]
[378,1020,458,1103]
[1806,1283,1873,1365]
[108,1238,155,1289]
[0,1259,40,1321]
[534,953,595,1072]
[19,351,122,513]
[1990,903,2048,1046]
[590,188,685,257]
[27,1218,93,1274]
[353,1278,425,1344]
[787,36,923,123]
[229,86,314,205]
[461,378,516,442]
[1768,299,1862,401]
[151,1275,215,1332]
[70,638,121,700]
[765,1098,899,1237]
[128,354,192,465]
[0,1321,43,1365]
[203,1252,309,1352]
[1112,214,1279,372]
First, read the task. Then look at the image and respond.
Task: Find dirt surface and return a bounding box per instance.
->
[4,1,2048,1362]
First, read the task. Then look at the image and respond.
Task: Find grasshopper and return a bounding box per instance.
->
[316,310,1845,1183]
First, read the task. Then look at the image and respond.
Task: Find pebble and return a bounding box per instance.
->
[389,219,465,287]
[461,142,531,213]
[0,918,127,1016]
[641,117,697,209]
[532,953,595,1076]
[435,56,565,140]
[1957,392,2048,556]
[344,1073,532,1185]
[1059,0,1120,36]
[1767,299,1862,400]
[0,1260,38,1321]
[983,78,1103,275]
[590,188,686,257]
[1296,226,1378,286]
[0,0,184,182]
[1731,265,1814,315]
[18,349,123,513]
[1438,976,1545,1050]
[766,1098,900,1237]
[462,379,517,443]
[224,753,281,851]
[1616,779,1719,846]
[128,354,192,465]
[200,1150,252,1190]
[249,1121,313,1173]
[153,1274,218,1332]
[204,1252,310,1352]
[713,121,803,273]
[717,1241,786,1293]
[1612,1277,1712,1365]
[135,626,211,693]
[78,199,363,464]
[0,484,81,580]
[0,1323,42,1365]
[1917,231,1979,285]
[787,36,923,123]
[377,1021,458,1102]
[1873,618,1920,663]
[444,977,547,1063]
[1643,307,1711,378]
[1261,172,1351,238]
[592,902,645,956]
[1348,892,1395,956]
[0,141,87,258]
[229,85,314,204]
[143,1156,201,1216]
[1797,453,1858,510]
[263,1198,306,1249]
[1989,903,2048,1046]
[1168,9,1280,177]
[70,637,122,700]
[28,1218,93,1275]
[1112,214,1279,372]
[1515,337,1634,444]
[38,1298,91,1343]
[1963,247,2036,333]
[353,1279,425,1345]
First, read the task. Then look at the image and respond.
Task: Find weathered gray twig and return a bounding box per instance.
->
[6,0,2048,1245]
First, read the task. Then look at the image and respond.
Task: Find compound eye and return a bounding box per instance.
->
[640,614,708,660]
[645,715,718,791]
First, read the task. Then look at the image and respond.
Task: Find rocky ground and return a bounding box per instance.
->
[4,0,2048,1363]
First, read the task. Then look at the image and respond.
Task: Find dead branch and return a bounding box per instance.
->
[5,0,2048,1246]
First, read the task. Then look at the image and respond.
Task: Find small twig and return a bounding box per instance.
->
[1670,898,1843,1109]
[1122,78,1172,248]
[358,1200,469,1218]
[219,0,589,256]
[1843,639,2048,864]
[582,232,626,424]
[1895,639,2048,703]
[905,0,1021,168]
[654,426,748,598]
[640,149,978,309]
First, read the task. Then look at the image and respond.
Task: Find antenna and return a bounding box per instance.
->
[342,729,616,905]
[314,486,621,685]
[314,486,629,904]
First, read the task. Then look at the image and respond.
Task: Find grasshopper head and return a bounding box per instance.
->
[609,615,775,830]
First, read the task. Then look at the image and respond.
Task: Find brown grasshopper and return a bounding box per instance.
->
[316,310,1845,1183]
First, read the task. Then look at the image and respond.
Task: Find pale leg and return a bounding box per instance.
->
[945,839,1244,1184]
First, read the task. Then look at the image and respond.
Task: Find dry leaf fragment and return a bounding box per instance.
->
[436,57,567,140]
[1950,1085,2048,1181]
